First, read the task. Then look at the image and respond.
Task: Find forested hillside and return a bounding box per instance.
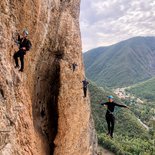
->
[124,78,155,127]
[89,82,154,155]
[84,37,155,87]
[126,77,155,101]
[84,36,155,154]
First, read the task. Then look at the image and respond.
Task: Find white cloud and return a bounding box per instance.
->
[80,0,155,52]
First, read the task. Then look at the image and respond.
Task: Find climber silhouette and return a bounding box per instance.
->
[82,78,89,97]
[13,30,32,72]
[100,96,129,138]
[72,62,78,72]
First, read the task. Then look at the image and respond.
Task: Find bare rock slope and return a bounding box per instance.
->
[0,0,97,154]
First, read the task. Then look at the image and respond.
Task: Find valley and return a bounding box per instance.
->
[89,81,154,155]
[84,37,155,154]
[84,36,155,88]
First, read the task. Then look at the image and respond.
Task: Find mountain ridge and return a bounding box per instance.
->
[84,36,155,87]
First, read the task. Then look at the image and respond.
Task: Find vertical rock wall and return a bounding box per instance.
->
[0,0,97,154]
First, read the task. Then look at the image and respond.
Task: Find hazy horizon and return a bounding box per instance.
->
[80,0,155,52]
[82,35,155,52]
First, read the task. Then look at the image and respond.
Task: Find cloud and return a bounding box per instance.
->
[80,0,155,52]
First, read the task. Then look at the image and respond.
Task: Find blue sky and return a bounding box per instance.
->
[80,0,155,52]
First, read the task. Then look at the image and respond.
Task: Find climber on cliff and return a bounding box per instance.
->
[13,30,32,72]
[82,78,89,98]
[100,96,129,138]
[72,62,78,72]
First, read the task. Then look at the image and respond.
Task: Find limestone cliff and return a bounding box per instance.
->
[0,0,97,155]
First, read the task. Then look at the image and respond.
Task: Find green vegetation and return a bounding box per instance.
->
[125,77,155,127]
[98,134,154,155]
[89,82,154,155]
[84,37,155,154]
[126,77,155,101]
[84,37,155,88]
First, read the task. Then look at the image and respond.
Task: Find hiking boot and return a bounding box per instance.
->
[110,135,113,139]
[19,69,23,72]
[15,65,19,68]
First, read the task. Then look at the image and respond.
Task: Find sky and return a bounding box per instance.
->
[80,0,155,52]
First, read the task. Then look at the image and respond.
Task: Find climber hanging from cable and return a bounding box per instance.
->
[100,96,129,138]
[72,62,78,72]
[82,78,89,98]
[13,29,32,72]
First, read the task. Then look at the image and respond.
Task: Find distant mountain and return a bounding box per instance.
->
[84,36,155,87]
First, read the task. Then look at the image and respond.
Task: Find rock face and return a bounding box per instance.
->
[0,0,97,155]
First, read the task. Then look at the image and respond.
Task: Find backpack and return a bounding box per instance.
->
[26,40,32,51]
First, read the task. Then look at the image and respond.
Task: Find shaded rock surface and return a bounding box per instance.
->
[0,0,97,154]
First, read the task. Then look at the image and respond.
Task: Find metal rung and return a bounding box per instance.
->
[0,130,10,132]
[13,106,23,111]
